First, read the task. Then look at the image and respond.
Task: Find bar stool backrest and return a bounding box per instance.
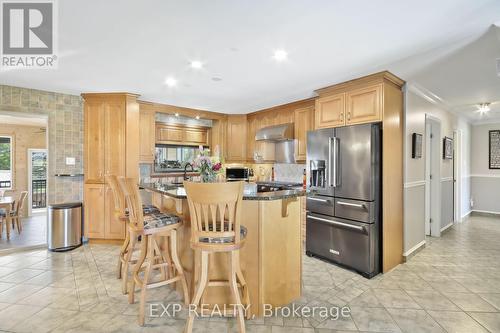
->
[119,177,145,231]
[106,175,126,220]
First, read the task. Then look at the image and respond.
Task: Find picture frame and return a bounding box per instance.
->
[443,136,453,160]
[489,130,500,169]
[411,133,423,159]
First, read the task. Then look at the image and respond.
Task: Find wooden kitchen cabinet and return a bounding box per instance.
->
[84,184,105,238]
[247,115,257,161]
[211,117,227,160]
[346,84,382,125]
[226,115,247,162]
[315,93,345,129]
[294,105,314,162]
[82,93,139,240]
[156,123,209,146]
[139,108,156,163]
[84,100,105,183]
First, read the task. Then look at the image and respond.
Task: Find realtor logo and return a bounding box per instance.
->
[1,0,57,68]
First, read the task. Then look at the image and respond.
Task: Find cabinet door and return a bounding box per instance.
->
[104,185,125,239]
[315,93,345,129]
[84,101,105,183]
[346,84,382,125]
[294,106,314,162]
[211,118,227,160]
[104,100,126,178]
[139,109,155,163]
[247,116,257,161]
[226,115,247,161]
[84,184,105,239]
[157,125,183,142]
[184,129,207,144]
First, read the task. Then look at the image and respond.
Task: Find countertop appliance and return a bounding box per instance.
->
[226,167,249,182]
[306,123,381,278]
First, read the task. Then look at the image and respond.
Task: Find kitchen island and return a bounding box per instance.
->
[141,182,306,317]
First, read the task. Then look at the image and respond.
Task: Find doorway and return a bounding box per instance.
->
[28,148,48,216]
[425,115,441,237]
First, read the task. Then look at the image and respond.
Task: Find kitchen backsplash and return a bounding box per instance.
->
[274,163,306,183]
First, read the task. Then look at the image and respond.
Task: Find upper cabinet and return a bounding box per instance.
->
[226,115,247,162]
[211,116,227,160]
[83,93,139,184]
[139,107,156,163]
[155,123,209,146]
[315,93,345,129]
[294,106,314,162]
[315,82,383,129]
[346,84,382,125]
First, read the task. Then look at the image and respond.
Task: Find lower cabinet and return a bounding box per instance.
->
[84,183,125,240]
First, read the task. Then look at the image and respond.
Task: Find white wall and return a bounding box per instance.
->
[404,87,471,256]
[470,122,500,214]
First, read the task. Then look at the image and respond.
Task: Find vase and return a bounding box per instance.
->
[201,172,216,183]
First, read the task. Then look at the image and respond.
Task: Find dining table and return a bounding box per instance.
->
[0,196,15,239]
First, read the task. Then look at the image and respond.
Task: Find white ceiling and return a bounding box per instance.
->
[1,0,500,115]
[388,24,500,124]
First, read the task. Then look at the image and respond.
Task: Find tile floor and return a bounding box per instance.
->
[0,214,498,332]
[0,215,47,251]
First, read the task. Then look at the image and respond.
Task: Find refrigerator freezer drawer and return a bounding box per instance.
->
[306,214,377,276]
[334,198,375,223]
[306,195,334,216]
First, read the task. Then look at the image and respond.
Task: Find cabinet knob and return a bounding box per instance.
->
[347,112,351,121]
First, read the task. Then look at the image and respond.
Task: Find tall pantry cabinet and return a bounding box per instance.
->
[82,93,140,240]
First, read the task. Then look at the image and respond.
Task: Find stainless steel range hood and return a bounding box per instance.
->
[255,123,295,163]
[255,123,294,141]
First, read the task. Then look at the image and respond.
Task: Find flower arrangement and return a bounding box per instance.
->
[193,146,223,182]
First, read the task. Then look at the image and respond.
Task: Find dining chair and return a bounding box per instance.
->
[119,177,189,326]
[10,191,28,233]
[0,202,12,239]
[183,181,250,333]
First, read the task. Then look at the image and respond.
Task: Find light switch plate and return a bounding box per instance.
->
[66,157,76,165]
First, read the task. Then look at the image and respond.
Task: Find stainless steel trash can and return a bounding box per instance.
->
[48,202,82,251]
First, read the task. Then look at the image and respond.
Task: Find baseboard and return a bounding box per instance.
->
[471,210,500,217]
[403,240,426,260]
[440,222,454,233]
[88,239,124,245]
[461,210,472,220]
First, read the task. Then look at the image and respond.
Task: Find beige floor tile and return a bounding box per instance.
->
[373,289,421,309]
[9,307,79,333]
[444,292,498,312]
[405,290,460,311]
[0,283,44,303]
[0,304,43,330]
[427,310,489,333]
[469,312,500,333]
[0,268,45,283]
[479,293,500,310]
[386,308,444,333]
[349,306,401,332]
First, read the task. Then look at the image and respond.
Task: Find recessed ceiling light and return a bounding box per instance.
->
[195,115,200,120]
[190,60,203,69]
[174,113,180,117]
[164,77,177,87]
[273,49,288,61]
[478,103,491,114]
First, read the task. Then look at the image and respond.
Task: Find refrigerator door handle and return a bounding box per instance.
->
[332,137,340,187]
[307,215,365,233]
[308,197,331,204]
[328,137,333,187]
[337,201,366,209]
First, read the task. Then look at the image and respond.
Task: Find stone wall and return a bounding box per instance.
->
[0,85,83,204]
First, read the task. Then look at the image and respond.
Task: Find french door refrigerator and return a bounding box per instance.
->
[306,123,381,278]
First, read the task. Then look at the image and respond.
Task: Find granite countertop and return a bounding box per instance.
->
[140,182,306,201]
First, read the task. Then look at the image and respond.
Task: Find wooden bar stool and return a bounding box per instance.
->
[107,175,162,294]
[119,177,189,326]
[183,181,250,333]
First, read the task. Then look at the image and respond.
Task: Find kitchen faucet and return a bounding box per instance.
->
[183,163,194,181]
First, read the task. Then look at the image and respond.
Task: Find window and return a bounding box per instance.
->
[154,145,206,173]
[0,136,12,189]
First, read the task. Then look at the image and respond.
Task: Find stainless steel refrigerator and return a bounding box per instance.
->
[306,123,381,278]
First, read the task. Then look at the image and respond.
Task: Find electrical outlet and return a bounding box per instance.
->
[66,157,76,166]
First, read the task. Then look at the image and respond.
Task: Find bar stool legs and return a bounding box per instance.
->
[185,250,249,333]
[128,229,189,326]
